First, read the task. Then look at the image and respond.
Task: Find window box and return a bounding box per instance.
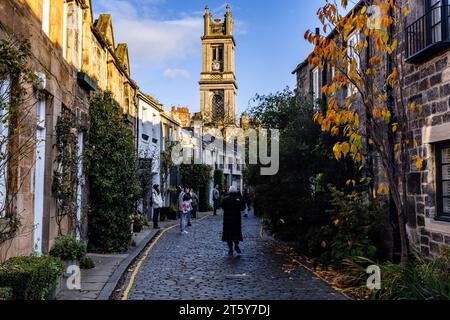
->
[405,2,450,63]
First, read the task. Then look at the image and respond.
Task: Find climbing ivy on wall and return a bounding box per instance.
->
[52,111,80,236]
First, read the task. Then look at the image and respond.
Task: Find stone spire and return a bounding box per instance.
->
[225,4,233,36]
[204,5,211,36]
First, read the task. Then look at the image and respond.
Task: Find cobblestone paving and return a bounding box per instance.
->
[127,213,347,300]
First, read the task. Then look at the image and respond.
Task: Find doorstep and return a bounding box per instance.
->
[56,212,210,300]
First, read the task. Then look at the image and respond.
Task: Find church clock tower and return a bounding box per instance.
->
[199,4,237,126]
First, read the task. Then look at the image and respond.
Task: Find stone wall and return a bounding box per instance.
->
[404,51,450,258]
[0,0,140,261]
[0,0,91,260]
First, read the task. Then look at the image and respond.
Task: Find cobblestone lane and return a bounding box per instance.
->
[126,213,347,300]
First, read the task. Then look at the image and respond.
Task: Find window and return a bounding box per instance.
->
[405,0,450,62]
[347,32,360,97]
[64,1,83,69]
[0,80,10,217]
[312,67,320,103]
[212,92,225,122]
[436,143,450,221]
[430,0,443,43]
[42,0,50,36]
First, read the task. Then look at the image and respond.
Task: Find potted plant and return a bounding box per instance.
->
[49,235,95,272]
[132,214,148,233]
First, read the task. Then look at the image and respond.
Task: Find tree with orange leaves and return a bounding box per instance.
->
[305,0,417,265]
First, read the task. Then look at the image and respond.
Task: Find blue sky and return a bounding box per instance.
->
[92,0,327,115]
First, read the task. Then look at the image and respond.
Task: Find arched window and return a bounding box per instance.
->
[212,93,224,122]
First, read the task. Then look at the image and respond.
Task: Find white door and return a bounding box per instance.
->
[33,98,46,254]
[75,132,84,240]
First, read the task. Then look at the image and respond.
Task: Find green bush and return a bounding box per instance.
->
[0,256,64,300]
[49,235,87,262]
[86,92,141,253]
[245,90,367,261]
[317,186,385,265]
[0,287,12,300]
[180,164,212,212]
[79,255,95,270]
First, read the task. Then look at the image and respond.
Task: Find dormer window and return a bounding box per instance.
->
[405,0,450,63]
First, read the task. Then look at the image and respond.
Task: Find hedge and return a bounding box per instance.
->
[49,235,87,262]
[0,287,12,300]
[0,256,64,300]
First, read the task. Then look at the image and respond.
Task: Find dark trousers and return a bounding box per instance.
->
[153,208,160,228]
[192,205,198,219]
[227,240,240,251]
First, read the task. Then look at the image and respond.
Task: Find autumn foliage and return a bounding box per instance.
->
[305,0,418,264]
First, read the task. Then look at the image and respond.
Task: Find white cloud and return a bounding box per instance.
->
[94,0,203,66]
[163,68,191,79]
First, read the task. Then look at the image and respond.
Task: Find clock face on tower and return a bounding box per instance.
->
[200,6,236,125]
[212,62,222,71]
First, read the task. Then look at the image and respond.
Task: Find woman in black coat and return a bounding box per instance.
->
[222,186,246,256]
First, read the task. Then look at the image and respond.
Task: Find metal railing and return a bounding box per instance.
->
[405,5,450,61]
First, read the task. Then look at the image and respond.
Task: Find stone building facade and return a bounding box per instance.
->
[402,0,450,257]
[293,0,450,259]
[0,0,139,261]
[171,106,192,128]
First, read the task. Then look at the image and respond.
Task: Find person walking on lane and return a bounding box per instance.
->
[151,184,163,229]
[222,186,246,256]
[178,186,187,234]
[213,185,220,215]
[183,188,193,227]
[243,188,252,218]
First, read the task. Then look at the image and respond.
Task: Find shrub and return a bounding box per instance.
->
[199,183,211,212]
[49,235,87,262]
[180,164,212,212]
[86,92,141,253]
[0,256,64,300]
[317,186,385,265]
[0,287,12,300]
[341,247,450,300]
[79,255,95,270]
